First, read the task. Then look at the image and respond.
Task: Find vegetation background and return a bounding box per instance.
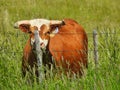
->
[0,0,120,90]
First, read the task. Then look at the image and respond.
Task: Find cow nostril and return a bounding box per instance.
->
[40,42,46,48]
[40,42,44,46]
[40,42,45,48]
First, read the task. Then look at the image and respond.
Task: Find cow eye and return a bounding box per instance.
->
[45,31,50,35]
[28,31,32,34]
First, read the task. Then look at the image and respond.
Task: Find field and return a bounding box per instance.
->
[0,0,120,90]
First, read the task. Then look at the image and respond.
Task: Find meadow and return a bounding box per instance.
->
[0,0,120,90]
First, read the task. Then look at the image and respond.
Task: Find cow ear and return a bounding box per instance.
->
[19,24,31,33]
[50,20,65,32]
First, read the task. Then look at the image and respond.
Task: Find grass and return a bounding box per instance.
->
[0,0,120,90]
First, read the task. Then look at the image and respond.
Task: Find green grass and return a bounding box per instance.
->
[0,0,120,90]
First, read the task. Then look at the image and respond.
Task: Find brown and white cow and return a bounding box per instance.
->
[14,19,63,82]
[14,18,88,78]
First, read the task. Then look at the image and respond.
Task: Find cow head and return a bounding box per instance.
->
[14,19,64,49]
[38,20,65,45]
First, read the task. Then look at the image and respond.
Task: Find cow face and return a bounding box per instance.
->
[14,19,64,48]
[38,21,65,48]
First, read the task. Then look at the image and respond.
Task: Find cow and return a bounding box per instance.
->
[14,18,88,79]
[14,19,63,82]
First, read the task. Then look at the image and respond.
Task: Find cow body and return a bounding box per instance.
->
[14,18,88,79]
[48,19,88,75]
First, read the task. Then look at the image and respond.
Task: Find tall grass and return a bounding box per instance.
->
[0,0,120,90]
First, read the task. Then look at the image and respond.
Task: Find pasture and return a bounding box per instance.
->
[0,0,120,90]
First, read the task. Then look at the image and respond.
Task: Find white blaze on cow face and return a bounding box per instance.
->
[29,19,50,31]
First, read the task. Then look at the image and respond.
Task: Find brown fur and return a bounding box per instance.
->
[41,19,88,75]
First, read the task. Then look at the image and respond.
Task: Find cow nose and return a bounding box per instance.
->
[40,42,44,46]
[40,42,45,48]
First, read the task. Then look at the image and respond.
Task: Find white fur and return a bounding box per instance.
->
[39,37,48,48]
[29,19,50,31]
[31,36,48,49]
